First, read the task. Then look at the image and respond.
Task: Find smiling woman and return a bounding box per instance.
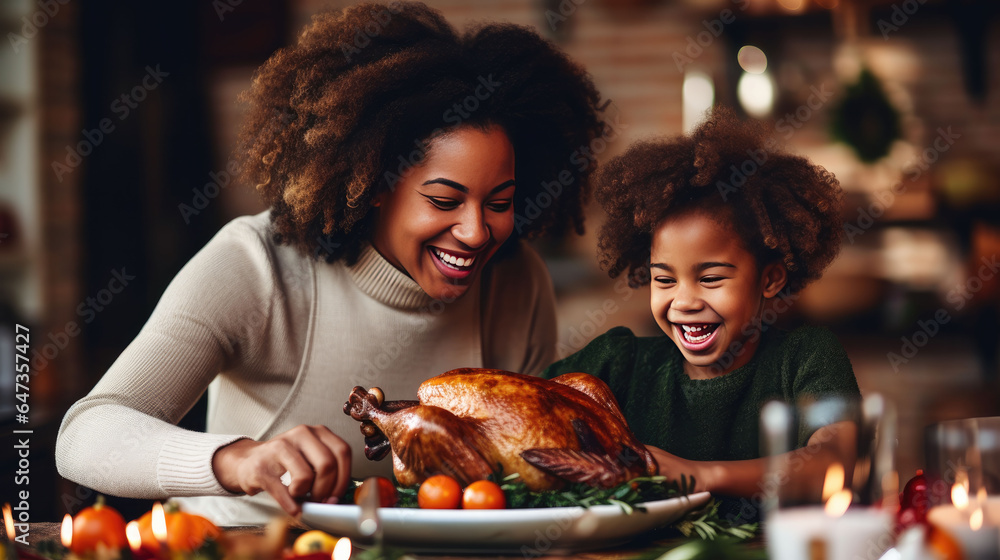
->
[55,1,608,526]
[372,125,517,302]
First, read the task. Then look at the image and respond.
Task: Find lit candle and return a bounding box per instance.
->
[125,521,157,560]
[332,537,352,560]
[60,514,73,551]
[126,521,142,554]
[821,462,853,517]
[2,505,59,560]
[927,483,1000,560]
[3,504,17,560]
[150,502,170,560]
[767,464,894,560]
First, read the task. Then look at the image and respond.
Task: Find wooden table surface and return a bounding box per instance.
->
[12,522,763,560]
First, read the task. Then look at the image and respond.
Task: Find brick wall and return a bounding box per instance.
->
[38,1,82,402]
[289,0,722,151]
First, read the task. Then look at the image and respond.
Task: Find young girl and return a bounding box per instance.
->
[57,2,607,525]
[543,108,861,521]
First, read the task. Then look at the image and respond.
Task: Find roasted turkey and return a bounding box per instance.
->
[343,368,657,490]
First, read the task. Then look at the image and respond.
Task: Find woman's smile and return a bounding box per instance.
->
[372,125,516,301]
[428,246,480,279]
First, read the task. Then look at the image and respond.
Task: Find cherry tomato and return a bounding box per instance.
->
[354,476,399,508]
[70,496,128,555]
[417,475,462,509]
[462,480,507,510]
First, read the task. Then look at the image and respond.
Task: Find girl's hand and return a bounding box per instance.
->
[212,424,352,516]
[645,444,711,493]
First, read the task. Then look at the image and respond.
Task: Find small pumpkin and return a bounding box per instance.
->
[135,502,221,552]
[292,530,339,555]
[70,495,129,554]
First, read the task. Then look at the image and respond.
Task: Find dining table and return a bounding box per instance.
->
[10,522,765,560]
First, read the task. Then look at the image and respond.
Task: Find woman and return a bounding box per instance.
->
[56,1,606,525]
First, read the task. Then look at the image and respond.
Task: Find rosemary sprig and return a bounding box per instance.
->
[674,499,758,542]
[496,473,687,511]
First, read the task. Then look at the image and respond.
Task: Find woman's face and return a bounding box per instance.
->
[649,208,787,379]
[372,125,516,302]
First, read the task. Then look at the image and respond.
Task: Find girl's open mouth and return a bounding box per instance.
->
[675,323,720,351]
[429,247,478,280]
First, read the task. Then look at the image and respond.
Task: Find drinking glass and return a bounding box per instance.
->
[924,417,1000,559]
[762,394,897,560]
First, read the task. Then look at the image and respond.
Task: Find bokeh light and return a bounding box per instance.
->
[776,0,806,13]
[737,71,775,118]
[682,71,715,133]
[737,45,767,74]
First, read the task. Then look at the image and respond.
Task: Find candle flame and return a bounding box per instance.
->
[3,504,14,541]
[970,507,984,531]
[126,521,142,552]
[152,502,168,542]
[61,513,73,548]
[333,537,352,560]
[820,463,852,516]
[824,489,853,517]
[822,463,845,501]
[952,482,970,510]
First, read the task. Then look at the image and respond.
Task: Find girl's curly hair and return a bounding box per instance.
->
[595,107,843,294]
[236,1,608,264]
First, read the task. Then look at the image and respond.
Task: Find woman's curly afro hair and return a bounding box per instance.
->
[237,1,608,264]
[595,107,844,294]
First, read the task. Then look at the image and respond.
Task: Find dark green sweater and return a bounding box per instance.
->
[542,325,860,521]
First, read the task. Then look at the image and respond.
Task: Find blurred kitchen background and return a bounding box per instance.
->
[0,0,998,520]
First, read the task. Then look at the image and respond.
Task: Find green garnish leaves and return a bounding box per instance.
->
[340,474,757,543]
[674,500,758,542]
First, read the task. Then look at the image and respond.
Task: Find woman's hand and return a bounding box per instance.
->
[645,445,712,493]
[212,425,352,516]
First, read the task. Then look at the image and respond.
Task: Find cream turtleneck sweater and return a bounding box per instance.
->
[55,211,557,525]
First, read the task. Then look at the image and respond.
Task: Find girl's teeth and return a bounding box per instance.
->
[684,331,711,342]
[680,324,717,343]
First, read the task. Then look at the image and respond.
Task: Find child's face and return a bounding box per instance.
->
[372,124,516,302]
[649,208,786,379]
